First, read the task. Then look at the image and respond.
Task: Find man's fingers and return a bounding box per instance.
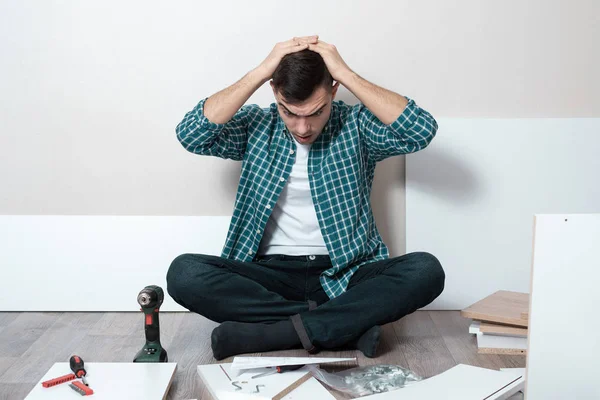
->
[281,35,318,47]
[279,35,320,54]
[284,42,307,51]
[290,35,318,45]
[294,35,318,41]
[284,39,312,50]
[285,42,309,54]
[307,42,324,53]
[315,40,336,50]
[308,40,337,54]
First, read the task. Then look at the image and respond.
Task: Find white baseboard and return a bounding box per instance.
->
[0,215,231,311]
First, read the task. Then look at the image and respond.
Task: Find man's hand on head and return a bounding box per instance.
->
[307,40,354,85]
[255,36,319,82]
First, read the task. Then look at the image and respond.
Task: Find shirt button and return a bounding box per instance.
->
[309,255,316,260]
[266,204,271,209]
[248,250,253,255]
[289,149,295,155]
[256,229,260,234]
[279,177,285,182]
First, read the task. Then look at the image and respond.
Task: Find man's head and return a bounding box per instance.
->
[270,50,339,144]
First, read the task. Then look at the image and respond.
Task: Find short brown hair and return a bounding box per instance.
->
[272,50,333,104]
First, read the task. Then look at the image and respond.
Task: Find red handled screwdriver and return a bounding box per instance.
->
[252,364,305,379]
[69,355,89,386]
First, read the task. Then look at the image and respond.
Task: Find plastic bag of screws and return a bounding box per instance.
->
[307,364,422,397]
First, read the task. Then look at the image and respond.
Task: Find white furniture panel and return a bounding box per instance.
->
[25,362,177,400]
[0,215,230,311]
[525,214,600,399]
[406,119,600,309]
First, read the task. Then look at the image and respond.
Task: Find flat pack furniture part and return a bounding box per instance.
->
[525,214,600,399]
[476,334,527,355]
[198,363,334,400]
[469,322,528,355]
[406,120,600,310]
[230,356,356,370]
[469,321,527,337]
[461,290,529,327]
[25,362,177,400]
[500,369,526,400]
[0,215,230,311]
[479,322,528,337]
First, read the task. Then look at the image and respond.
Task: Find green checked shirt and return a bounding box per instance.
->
[176,96,437,299]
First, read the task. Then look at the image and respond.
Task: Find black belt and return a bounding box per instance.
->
[254,254,331,262]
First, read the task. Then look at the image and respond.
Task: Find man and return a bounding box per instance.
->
[167,35,444,360]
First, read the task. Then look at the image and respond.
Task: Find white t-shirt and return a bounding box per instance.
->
[257,137,329,256]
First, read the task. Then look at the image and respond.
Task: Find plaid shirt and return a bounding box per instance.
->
[176,96,437,298]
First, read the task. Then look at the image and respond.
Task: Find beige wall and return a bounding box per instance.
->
[0,0,598,256]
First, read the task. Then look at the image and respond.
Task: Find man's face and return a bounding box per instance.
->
[271,83,339,145]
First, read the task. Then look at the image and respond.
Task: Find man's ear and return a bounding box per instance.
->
[331,81,340,100]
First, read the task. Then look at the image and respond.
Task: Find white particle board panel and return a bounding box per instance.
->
[281,376,335,399]
[0,215,230,311]
[406,119,600,309]
[501,369,526,400]
[470,322,528,350]
[477,333,527,351]
[525,214,600,399]
[198,363,335,400]
[25,362,177,400]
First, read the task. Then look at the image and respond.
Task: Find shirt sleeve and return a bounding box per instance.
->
[357,96,438,162]
[175,98,264,161]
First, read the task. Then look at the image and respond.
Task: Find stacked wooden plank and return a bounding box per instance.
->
[461,290,529,355]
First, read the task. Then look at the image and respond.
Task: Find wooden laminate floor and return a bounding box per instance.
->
[0,311,525,399]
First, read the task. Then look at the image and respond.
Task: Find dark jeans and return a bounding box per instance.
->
[166,252,445,351]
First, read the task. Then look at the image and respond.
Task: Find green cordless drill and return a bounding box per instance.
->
[133,285,168,362]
